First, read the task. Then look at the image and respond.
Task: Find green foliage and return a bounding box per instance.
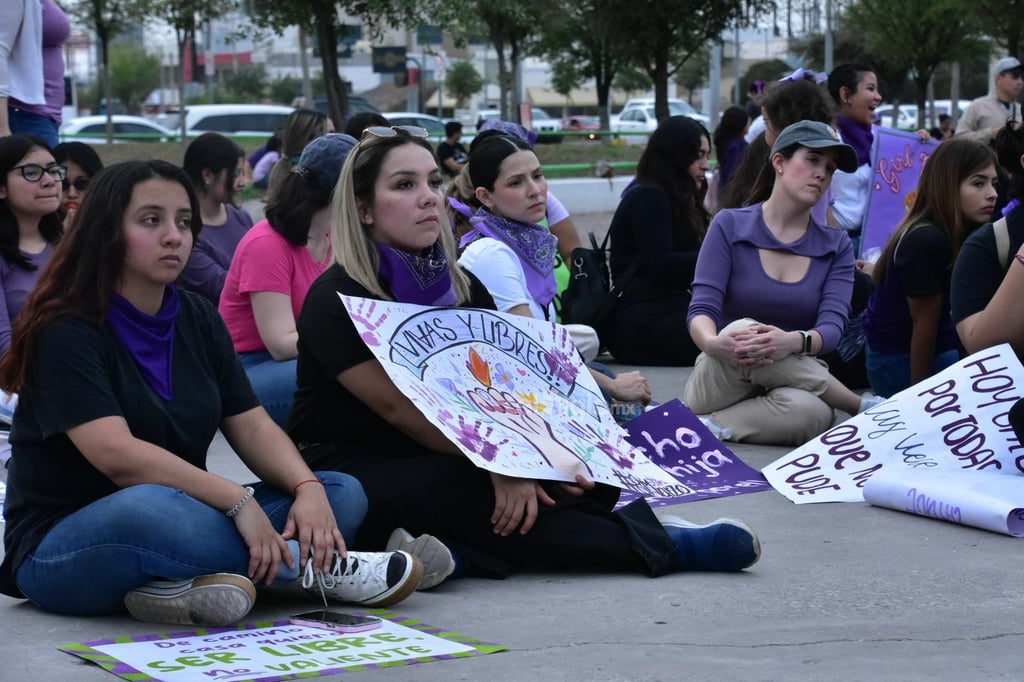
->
[445,61,485,107]
[549,60,580,97]
[109,43,160,113]
[613,67,652,94]
[268,76,304,105]
[222,66,268,102]
[678,45,711,97]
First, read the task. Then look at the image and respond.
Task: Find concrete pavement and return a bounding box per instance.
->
[2,361,1023,680]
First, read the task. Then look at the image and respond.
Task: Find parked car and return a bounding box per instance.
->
[620,97,710,127]
[610,106,658,145]
[59,115,177,144]
[301,95,381,117]
[182,104,294,139]
[562,116,602,141]
[875,104,917,130]
[530,107,562,143]
[383,112,447,139]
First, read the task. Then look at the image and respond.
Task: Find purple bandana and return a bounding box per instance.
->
[835,114,874,168]
[459,207,558,307]
[107,286,180,401]
[376,242,457,306]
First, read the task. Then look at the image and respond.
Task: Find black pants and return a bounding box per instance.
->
[302,441,682,578]
[604,294,700,366]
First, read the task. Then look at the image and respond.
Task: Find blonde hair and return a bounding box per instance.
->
[330,134,472,303]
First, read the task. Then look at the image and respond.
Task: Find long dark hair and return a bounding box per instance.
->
[635,115,710,240]
[872,139,997,286]
[0,161,201,391]
[182,132,243,202]
[995,120,1024,201]
[713,106,749,161]
[0,135,63,270]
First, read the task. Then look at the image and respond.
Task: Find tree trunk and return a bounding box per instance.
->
[510,38,521,123]
[313,8,347,129]
[652,49,670,122]
[492,31,509,121]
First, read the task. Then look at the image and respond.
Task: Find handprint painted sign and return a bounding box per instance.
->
[340,295,684,494]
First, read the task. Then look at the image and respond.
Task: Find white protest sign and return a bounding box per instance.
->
[62,618,498,681]
[863,466,1024,537]
[763,344,1024,503]
[341,296,683,494]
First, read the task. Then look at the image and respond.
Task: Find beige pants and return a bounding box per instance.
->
[683,319,834,446]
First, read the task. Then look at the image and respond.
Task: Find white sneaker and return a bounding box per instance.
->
[699,416,733,440]
[124,573,255,626]
[386,528,455,590]
[300,550,422,607]
[859,392,887,413]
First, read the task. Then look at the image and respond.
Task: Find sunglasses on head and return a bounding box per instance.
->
[361,125,430,140]
[62,177,90,192]
[11,163,66,183]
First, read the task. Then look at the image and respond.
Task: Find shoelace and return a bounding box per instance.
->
[300,553,370,608]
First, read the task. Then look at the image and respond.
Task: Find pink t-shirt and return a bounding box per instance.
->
[218,219,330,353]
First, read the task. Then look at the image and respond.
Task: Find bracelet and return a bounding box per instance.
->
[293,478,324,496]
[799,330,813,355]
[1015,253,1024,267]
[226,486,255,518]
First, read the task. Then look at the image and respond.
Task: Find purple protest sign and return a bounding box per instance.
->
[615,400,771,508]
[860,127,939,259]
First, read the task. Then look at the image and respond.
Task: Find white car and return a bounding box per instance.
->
[610,106,658,145]
[182,104,294,139]
[529,107,562,143]
[620,97,711,127]
[59,115,177,144]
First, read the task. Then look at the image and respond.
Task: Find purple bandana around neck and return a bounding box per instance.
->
[107,286,180,401]
[835,114,873,168]
[375,241,458,306]
[459,207,558,307]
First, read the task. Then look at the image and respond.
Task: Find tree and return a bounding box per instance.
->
[445,61,484,109]
[222,66,268,103]
[609,0,773,121]
[843,0,985,128]
[109,43,160,114]
[678,44,711,104]
[972,0,1024,57]
[72,0,148,142]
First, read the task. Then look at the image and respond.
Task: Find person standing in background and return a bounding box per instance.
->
[437,121,468,178]
[0,0,70,147]
[956,57,1023,145]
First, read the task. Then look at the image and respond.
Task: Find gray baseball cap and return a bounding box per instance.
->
[995,56,1023,75]
[770,120,859,173]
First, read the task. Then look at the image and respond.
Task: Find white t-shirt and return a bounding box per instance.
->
[459,238,553,320]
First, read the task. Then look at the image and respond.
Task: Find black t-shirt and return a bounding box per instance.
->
[436,141,467,178]
[607,183,701,299]
[0,291,259,596]
[951,207,1024,324]
[288,263,495,452]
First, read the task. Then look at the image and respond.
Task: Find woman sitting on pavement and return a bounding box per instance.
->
[52,141,102,230]
[0,134,63,357]
[266,108,333,193]
[0,159,421,628]
[602,116,709,366]
[864,138,997,396]
[453,132,647,404]
[952,121,1024,357]
[685,121,882,445]
[289,126,761,588]
[179,132,254,304]
[219,133,356,427]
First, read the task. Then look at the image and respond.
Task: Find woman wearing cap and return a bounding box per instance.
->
[180,133,254,305]
[685,121,881,445]
[219,133,357,427]
[864,138,997,397]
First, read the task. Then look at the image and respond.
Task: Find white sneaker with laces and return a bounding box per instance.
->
[300,550,422,607]
[386,528,455,590]
[124,573,255,626]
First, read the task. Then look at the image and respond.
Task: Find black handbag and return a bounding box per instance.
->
[559,231,642,329]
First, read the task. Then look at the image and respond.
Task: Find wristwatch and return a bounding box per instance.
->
[799,330,813,355]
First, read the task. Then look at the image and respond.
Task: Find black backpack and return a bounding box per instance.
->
[559,230,641,330]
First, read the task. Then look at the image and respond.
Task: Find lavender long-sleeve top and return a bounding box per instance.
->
[0,245,52,356]
[687,204,854,354]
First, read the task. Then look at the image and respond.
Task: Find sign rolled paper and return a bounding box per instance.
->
[763,345,1024,504]
[340,295,682,495]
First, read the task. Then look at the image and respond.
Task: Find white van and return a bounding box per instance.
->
[182,104,294,139]
[619,98,710,127]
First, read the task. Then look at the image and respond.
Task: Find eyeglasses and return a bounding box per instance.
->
[62,177,90,192]
[361,125,430,140]
[11,163,67,183]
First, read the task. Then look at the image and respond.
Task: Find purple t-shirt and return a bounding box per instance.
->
[9,0,69,124]
[0,244,52,356]
[687,204,854,354]
[180,204,255,305]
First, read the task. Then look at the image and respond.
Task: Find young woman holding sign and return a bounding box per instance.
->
[288,126,761,588]
[864,138,997,396]
[0,160,422,627]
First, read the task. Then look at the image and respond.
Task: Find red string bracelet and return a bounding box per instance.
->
[293,478,324,496]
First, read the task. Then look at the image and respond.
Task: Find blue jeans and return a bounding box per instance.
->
[15,470,366,616]
[865,346,960,398]
[240,351,297,427]
[8,107,59,148]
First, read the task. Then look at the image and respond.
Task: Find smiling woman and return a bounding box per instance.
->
[0,134,64,356]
